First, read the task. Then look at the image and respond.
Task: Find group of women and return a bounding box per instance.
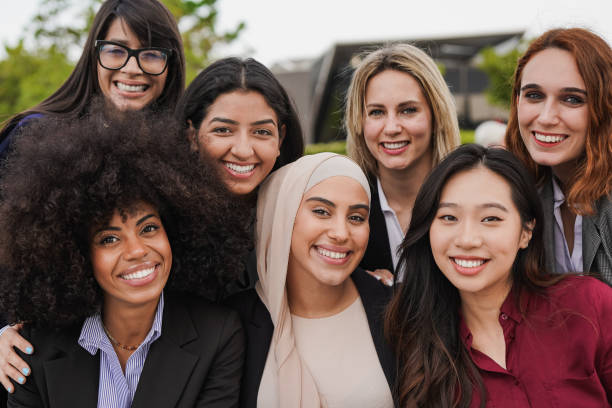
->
[0,0,610,406]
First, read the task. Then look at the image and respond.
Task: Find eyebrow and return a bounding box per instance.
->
[366,100,419,108]
[306,197,369,211]
[520,83,587,95]
[93,213,157,234]
[438,202,509,212]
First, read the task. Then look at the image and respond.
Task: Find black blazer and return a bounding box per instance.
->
[8,294,244,408]
[360,180,394,274]
[226,268,397,408]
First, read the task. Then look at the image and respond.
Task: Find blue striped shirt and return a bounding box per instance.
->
[78,294,164,408]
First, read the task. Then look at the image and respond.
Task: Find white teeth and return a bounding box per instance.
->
[317,247,348,259]
[116,82,147,92]
[534,132,566,143]
[382,141,409,149]
[453,258,485,268]
[121,266,155,280]
[225,162,255,173]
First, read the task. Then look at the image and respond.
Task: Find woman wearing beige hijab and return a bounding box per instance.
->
[227,153,396,407]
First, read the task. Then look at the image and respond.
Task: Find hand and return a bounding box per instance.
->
[0,324,33,393]
[366,269,394,287]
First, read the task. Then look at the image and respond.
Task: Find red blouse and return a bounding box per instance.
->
[460,276,612,408]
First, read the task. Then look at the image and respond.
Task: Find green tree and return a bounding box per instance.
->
[478,46,522,109]
[0,0,244,119]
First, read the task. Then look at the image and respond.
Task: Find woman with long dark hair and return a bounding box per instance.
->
[386,144,612,407]
[0,0,185,158]
[505,28,612,282]
[0,107,249,405]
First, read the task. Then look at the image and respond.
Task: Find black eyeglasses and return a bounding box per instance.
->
[95,40,172,76]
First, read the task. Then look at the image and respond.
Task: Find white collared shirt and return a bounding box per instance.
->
[552,178,583,273]
[377,178,405,281]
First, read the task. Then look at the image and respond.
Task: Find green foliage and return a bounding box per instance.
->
[0,0,244,119]
[0,41,74,121]
[478,46,522,109]
[460,129,475,144]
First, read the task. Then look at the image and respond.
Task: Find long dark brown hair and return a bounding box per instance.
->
[385,144,560,407]
[0,0,185,141]
[505,28,612,215]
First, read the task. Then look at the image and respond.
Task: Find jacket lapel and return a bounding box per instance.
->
[540,179,557,274]
[582,215,601,274]
[44,329,99,408]
[131,298,199,408]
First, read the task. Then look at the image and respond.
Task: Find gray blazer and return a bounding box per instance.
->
[541,178,612,284]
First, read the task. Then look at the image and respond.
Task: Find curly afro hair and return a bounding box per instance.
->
[0,101,252,329]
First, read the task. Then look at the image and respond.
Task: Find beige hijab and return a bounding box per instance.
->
[255,152,370,407]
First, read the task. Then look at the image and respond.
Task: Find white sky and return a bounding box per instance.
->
[0,0,611,65]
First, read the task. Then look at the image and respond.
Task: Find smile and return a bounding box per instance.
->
[224,162,256,174]
[532,131,567,145]
[120,265,156,280]
[382,141,409,149]
[115,81,148,93]
[317,247,348,259]
[451,257,487,268]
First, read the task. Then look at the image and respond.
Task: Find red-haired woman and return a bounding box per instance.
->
[505,28,612,283]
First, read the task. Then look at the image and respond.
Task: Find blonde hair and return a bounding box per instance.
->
[345,43,460,176]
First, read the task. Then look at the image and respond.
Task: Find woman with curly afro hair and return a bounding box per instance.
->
[0,103,251,407]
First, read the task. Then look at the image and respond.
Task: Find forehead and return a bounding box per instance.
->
[205,91,277,121]
[107,201,159,224]
[439,167,514,208]
[303,176,369,204]
[103,17,142,47]
[365,69,427,103]
[521,48,585,89]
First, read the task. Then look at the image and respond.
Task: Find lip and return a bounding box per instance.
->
[450,256,489,276]
[222,161,257,179]
[380,141,410,155]
[314,244,351,265]
[531,131,568,147]
[118,262,159,287]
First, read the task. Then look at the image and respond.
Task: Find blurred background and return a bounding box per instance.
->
[1,0,610,148]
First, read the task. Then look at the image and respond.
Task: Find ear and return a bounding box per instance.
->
[277,124,286,158]
[187,120,199,152]
[519,219,535,249]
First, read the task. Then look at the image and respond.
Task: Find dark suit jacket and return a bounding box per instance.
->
[360,179,395,274]
[226,268,397,408]
[8,294,245,408]
[541,179,612,285]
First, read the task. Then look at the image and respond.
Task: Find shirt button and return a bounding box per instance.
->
[500,313,508,320]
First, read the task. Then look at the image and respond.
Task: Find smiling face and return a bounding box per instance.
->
[97,18,168,111]
[429,167,532,299]
[90,202,172,309]
[190,90,284,195]
[288,176,370,288]
[517,47,588,183]
[363,69,433,174]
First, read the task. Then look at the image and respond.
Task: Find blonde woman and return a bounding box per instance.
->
[345,43,460,283]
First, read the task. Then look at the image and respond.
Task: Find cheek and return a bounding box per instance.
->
[200,135,230,160]
[255,139,282,169]
[428,224,447,261]
[97,66,110,95]
[363,119,380,143]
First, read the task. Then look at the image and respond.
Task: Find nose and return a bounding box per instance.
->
[230,131,255,160]
[124,235,148,260]
[121,55,143,75]
[454,220,482,249]
[327,216,349,243]
[383,113,401,135]
[536,99,560,127]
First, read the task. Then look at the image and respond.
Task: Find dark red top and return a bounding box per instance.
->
[460,276,612,408]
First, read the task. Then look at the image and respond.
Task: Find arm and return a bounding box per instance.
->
[0,325,34,393]
[195,311,245,408]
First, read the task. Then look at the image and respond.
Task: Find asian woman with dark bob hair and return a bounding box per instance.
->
[505,28,612,283]
[0,106,249,406]
[0,0,185,158]
[386,144,612,407]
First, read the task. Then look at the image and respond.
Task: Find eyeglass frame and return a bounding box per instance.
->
[95,40,173,76]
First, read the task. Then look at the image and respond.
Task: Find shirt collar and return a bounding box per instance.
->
[376,177,394,214]
[78,292,165,355]
[551,177,565,208]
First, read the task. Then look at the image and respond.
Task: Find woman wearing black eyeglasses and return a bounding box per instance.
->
[0,0,184,159]
[0,0,185,396]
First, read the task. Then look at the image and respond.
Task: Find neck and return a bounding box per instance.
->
[460,279,512,333]
[552,158,581,192]
[102,296,160,347]
[286,273,359,318]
